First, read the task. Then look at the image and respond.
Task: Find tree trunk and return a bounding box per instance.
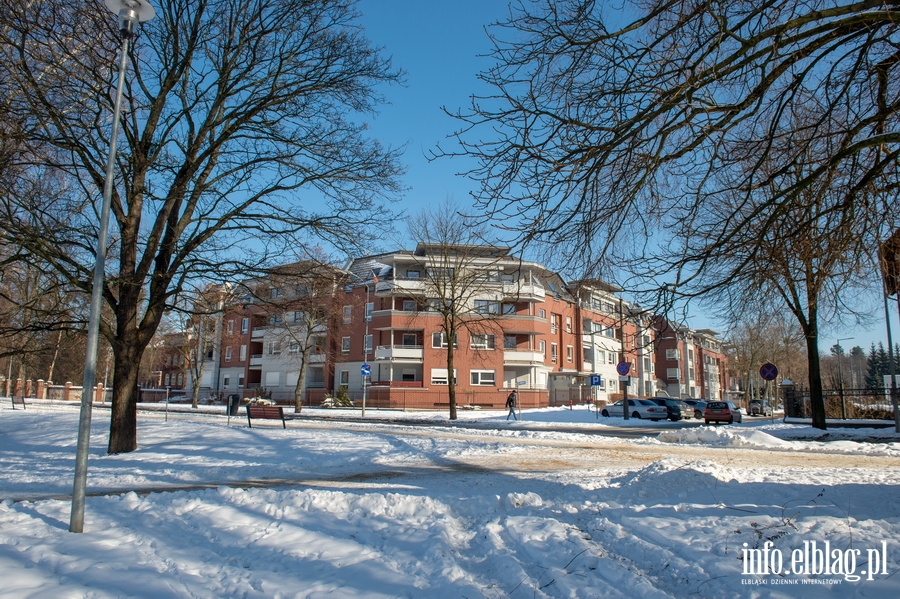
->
[447,344,457,420]
[804,332,827,430]
[108,339,141,454]
[294,354,307,413]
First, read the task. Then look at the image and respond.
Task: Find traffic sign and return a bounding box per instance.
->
[589,374,603,386]
[361,363,371,376]
[759,363,778,381]
[616,362,631,376]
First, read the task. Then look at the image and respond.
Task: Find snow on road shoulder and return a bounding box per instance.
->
[654,425,900,457]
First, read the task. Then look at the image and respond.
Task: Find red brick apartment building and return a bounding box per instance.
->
[185,245,728,409]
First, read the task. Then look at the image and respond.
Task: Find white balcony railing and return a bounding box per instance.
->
[503,349,545,363]
[374,345,424,361]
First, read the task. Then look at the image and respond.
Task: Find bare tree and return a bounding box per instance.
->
[238,260,347,412]
[440,0,900,295]
[0,0,403,452]
[725,310,807,407]
[407,203,524,420]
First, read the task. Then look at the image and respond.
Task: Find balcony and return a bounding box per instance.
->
[501,281,545,302]
[374,345,424,361]
[251,326,267,339]
[369,309,434,331]
[375,278,425,296]
[249,354,263,367]
[500,315,547,334]
[503,349,545,364]
[308,352,327,364]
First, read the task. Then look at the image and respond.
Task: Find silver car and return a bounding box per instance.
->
[682,399,708,419]
[600,399,667,421]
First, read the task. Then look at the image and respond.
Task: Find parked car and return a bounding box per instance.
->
[704,401,743,424]
[749,400,774,417]
[648,398,693,421]
[600,399,667,421]
[681,399,708,419]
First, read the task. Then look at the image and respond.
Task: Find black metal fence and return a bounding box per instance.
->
[784,386,899,419]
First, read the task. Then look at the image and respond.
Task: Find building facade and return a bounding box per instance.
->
[182,246,729,408]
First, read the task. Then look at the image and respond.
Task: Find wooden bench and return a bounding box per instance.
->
[246,405,286,428]
[11,396,25,410]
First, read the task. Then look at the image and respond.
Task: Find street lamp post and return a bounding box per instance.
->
[70,0,155,534]
[835,337,854,421]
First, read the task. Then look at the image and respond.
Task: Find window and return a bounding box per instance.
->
[238,374,245,388]
[431,368,456,385]
[267,341,281,355]
[583,346,594,362]
[340,370,349,385]
[402,300,417,311]
[288,342,299,354]
[224,346,233,362]
[540,340,546,355]
[271,288,280,299]
[551,343,558,363]
[502,303,516,315]
[223,376,230,388]
[688,348,694,362]
[239,345,247,361]
[402,333,417,346]
[565,316,572,333]
[426,298,447,311]
[241,318,249,334]
[401,370,416,382]
[608,352,615,364]
[164,374,170,386]
[470,334,495,350]
[406,270,420,279]
[688,368,695,380]
[227,320,234,335]
[475,300,499,314]
[504,336,517,350]
[341,337,351,354]
[566,345,573,362]
[364,334,372,354]
[343,305,352,324]
[667,368,680,380]
[539,309,546,319]
[365,302,374,321]
[265,371,280,386]
[310,335,325,352]
[293,311,304,323]
[604,326,616,338]
[550,314,560,333]
[666,348,679,360]
[432,332,456,348]
[470,370,496,386]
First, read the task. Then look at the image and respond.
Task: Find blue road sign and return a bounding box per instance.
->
[589,374,603,386]
[616,362,631,376]
[760,363,778,381]
[361,363,371,376]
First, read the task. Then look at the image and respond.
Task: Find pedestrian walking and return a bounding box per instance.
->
[506,391,518,420]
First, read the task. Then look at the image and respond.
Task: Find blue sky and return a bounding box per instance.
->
[357,0,508,229]
[354,1,900,355]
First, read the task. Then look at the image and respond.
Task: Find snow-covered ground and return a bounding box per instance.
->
[1,402,898,598]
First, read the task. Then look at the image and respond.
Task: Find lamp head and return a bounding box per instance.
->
[104,0,155,37]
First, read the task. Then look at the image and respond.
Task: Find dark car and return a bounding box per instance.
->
[648,398,693,421]
[704,401,743,425]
